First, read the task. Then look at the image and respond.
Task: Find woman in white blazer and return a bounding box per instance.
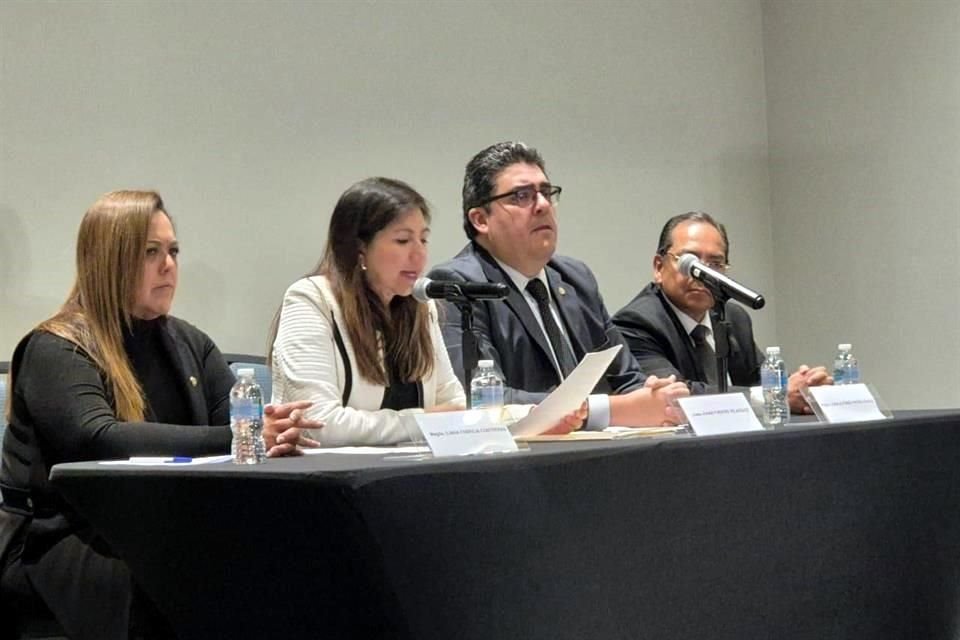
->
[269,178,465,446]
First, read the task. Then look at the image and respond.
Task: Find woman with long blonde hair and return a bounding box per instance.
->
[0,190,318,639]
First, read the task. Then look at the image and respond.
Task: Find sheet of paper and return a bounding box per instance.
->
[677,393,765,436]
[414,410,518,457]
[510,345,622,437]
[302,446,431,455]
[99,455,233,466]
[807,384,887,423]
[514,426,680,442]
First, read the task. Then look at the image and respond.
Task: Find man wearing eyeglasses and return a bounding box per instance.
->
[611,211,830,413]
[429,141,689,429]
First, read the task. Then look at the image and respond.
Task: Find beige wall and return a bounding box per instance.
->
[0,0,776,360]
[763,0,960,408]
[5,0,957,410]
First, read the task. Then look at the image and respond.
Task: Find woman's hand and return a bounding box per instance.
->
[263,401,323,457]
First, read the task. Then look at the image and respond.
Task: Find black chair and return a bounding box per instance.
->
[1,362,8,446]
[223,354,271,403]
[221,353,266,366]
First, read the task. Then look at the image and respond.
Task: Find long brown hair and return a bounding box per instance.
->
[8,191,168,422]
[270,177,435,387]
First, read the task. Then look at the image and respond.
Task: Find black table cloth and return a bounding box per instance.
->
[50,411,960,640]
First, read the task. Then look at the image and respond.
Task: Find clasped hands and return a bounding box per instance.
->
[262,401,323,457]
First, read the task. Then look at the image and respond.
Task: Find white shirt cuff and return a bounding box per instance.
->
[586,394,611,429]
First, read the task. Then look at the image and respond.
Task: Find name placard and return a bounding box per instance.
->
[806,384,886,424]
[413,410,519,457]
[677,393,765,436]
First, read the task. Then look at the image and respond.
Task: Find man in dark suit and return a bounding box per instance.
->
[611,211,830,413]
[429,141,687,428]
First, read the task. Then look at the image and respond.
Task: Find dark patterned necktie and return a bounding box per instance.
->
[690,324,718,387]
[526,278,578,379]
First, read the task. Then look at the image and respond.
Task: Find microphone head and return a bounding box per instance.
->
[676,253,700,277]
[412,277,432,303]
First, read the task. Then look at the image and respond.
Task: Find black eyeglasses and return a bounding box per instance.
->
[475,184,562,209]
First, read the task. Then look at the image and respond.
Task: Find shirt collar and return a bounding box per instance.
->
[494,257,549,299]
[663,294,713,338]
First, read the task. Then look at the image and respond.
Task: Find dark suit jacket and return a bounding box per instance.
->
[428,243,646,405]
[611,283,763,394]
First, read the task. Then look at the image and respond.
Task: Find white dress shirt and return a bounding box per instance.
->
[494,258,612,428]
[663,296,765,405]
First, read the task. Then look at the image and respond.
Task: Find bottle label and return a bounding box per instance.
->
[761,368,777,388]
[231,398,260,422]
[471,385,504,409]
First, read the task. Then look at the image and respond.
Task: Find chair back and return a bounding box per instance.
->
[0,372,7,430]
[225,355,271,404]
[0,367,8,461]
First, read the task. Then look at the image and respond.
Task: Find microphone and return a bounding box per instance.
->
[677,253,765,310]
[412,277,509,303]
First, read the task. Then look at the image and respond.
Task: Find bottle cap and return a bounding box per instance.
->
[838,343,851,350]
[478,359,494,368]
[237,367,255,377]
[765,346,780,355]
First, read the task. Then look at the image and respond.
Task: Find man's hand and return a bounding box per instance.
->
[787,365,833,414]
[611,375,691,427]
[539,401,589,435]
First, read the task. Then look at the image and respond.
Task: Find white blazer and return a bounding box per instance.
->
[271,275,466,446]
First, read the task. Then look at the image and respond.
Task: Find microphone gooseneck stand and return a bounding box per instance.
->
[705,282,732,393]
[443,284,482,409]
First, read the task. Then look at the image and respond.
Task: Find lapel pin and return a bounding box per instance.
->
[189,376,198,387]
[558,286,567,296]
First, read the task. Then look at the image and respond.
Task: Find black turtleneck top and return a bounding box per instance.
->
[1,316,234,480]
[124,317,193,426]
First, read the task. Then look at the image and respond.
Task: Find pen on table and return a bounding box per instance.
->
[128,456,193,463]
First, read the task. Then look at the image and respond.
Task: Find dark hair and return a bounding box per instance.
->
[461,141,547,240]
[269,177,435,386]
[321,177,431,281]
[656,211,730,261]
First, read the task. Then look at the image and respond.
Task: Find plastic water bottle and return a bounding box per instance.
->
[761,346,790,428]
[470,359,504,412]
[832,343,860,385]
[230,368,266,464]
